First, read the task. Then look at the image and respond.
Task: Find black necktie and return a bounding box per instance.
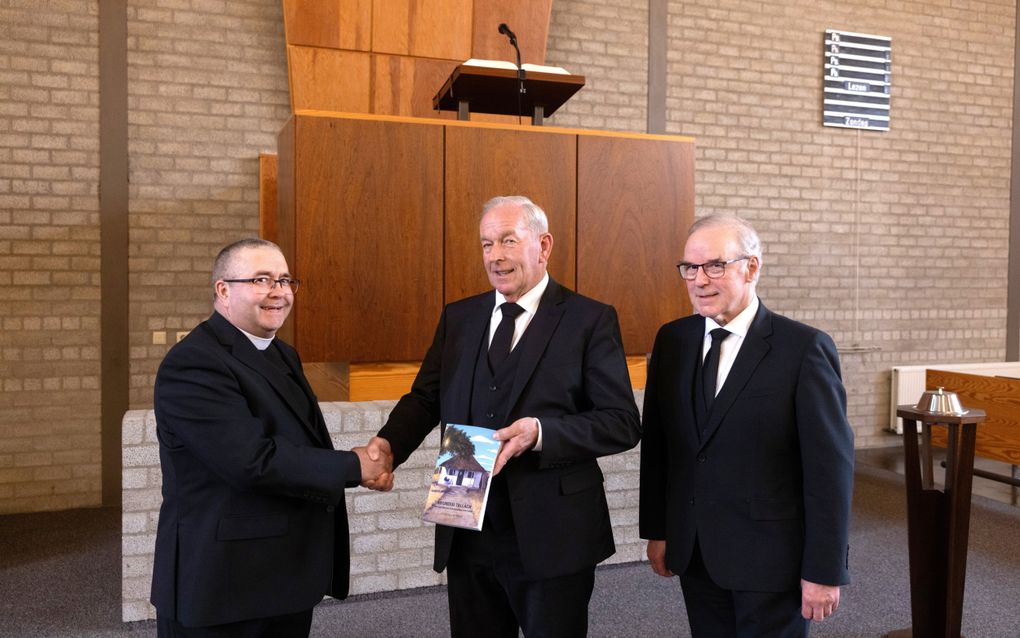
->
[702,328,730,408]
[488,302,525,370]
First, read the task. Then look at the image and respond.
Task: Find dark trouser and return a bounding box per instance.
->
[679,539,809,638]
[156,609,313,638]
[447,524,595,638]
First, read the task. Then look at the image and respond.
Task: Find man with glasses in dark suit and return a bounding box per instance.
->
[151,238,389,637]
[640,214,854,637]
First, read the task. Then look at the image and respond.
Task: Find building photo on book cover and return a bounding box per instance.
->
[422,423,499,531]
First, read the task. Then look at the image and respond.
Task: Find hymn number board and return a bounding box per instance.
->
[823,29,891,131]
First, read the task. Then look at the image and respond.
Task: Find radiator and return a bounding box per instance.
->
[889,362,1020,433]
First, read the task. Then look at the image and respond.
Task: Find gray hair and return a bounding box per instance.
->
[211,238,282,286]
[481,195,549,235]
[688,213,762,259]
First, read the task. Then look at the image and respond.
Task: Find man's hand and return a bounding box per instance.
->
[646,540,673,577]
[491,417,539,476]
[355,436,394,491]
[801,579,840,621]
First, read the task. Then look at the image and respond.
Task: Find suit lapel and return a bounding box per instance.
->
[443,293,493,426]
[698,304,772,448]
[506,279,567,415]
[678,319,703,439]
[206,312,328,447]
[272,341,334,448]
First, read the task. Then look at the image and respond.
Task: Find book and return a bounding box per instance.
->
[421,423,500,531]
[462,58,571,75]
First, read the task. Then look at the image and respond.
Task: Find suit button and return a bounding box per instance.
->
[697,454,706,463]
[689,498,696,505]
[326,505,335,512]
[489,385,497,391]
[486,412,494,418]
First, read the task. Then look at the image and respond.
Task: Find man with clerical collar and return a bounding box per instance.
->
[151,238,389,637]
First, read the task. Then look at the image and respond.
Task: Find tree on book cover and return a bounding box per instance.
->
[422,423,499,531]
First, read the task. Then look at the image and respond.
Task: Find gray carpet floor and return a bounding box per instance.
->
[2,456,1019,637]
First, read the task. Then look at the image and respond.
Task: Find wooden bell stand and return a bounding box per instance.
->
[884,405,986,638]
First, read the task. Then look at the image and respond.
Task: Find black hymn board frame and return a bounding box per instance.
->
[824,29,891,131]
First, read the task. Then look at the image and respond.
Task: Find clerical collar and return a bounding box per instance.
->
[237,327,275,351]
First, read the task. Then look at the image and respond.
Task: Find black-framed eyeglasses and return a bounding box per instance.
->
[676,257,749,281]
[221,276,300,293]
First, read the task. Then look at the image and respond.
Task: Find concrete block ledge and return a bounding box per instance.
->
[121,394,644,622]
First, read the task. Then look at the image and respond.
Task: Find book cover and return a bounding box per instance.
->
[422,423,500,531]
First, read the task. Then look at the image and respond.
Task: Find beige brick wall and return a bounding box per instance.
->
[2,0,1016,512]
[121,397,646,622]
[660,0,1014,448]
[547,0,649,131]
[0,0,102,513]
[126,0,291,407]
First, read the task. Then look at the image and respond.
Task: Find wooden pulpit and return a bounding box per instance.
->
[433,63,585,125]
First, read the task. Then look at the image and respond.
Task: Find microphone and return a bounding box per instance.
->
[498,23,517,45]
[497,23,526,102]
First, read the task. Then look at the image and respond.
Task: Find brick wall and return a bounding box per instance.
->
[0,0,102,513]
[546,0,649,131]
[126,0,291,406]
[121,397,646,622]
[657,0,1014,447]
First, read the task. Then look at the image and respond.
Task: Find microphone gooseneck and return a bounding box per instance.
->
[497,22,526,120]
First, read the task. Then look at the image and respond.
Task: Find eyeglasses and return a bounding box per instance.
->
[676,257,749,281]
[222,276,300,293]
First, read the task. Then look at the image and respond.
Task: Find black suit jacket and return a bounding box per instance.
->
[639,301,853,591]
[150,311,361,627]
[379,279,641,579]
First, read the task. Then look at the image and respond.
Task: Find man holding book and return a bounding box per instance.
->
[363,195,641,637]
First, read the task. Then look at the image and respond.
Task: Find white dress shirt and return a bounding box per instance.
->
[488,272,549,350]
[702,296,759,397]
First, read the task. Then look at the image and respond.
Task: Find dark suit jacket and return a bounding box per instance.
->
[379,279,641,580]
[639,301,853,592]
[150,311,361,628]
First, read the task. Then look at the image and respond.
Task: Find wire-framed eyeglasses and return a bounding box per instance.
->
[676,257,749,281]
[221,276,300,293]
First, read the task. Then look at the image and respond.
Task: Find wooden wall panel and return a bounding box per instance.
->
[577,135,695,354]
[283,0,372,51]
[275,118,297,345]
[470,0,552,64]
[287,45,371,112]
[292,115,444,362]
[371,54,460,117]
[444,125,576,303]
[926,370,1020,465]
[371,0,409,54]
[283,0,342,49]
[339,0,373,51]
[409,0,472,59]
[259,153,279,244]
[372,0,472,60]
[305,361,350,401]
[281,0,556,117]
[279,113,694,365]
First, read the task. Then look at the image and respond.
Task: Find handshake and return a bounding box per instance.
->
[352,436,396,491]
[349,417,542,493]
